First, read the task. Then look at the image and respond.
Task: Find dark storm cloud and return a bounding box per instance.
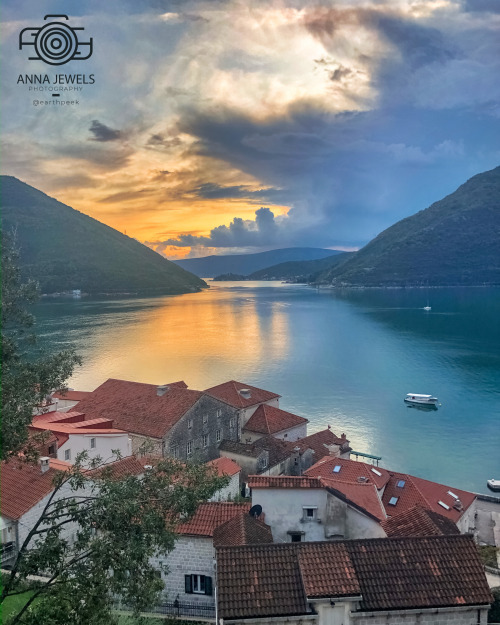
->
[89,120,123,142]
[146,134,183,150]
[185,182,284,201]
[155,207,280,249]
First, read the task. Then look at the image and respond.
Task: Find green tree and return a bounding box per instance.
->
[1,454,226,625]
[1,231,81,460]
[0,233,228,623]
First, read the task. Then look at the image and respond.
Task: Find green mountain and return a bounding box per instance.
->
[248,252,353,282]
[316,166,500,287]
[174,247,338,277]
[0,176,207,295]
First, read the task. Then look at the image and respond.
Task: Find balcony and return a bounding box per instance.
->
[1,542,17,568]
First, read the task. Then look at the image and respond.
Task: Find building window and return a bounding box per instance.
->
[188,419,193,429]
[185,574,213,596]
[90,438,96,449]
[303,507,317,521]
[48,443,56,455]
[216,429,221,442]
[203,434,209,448]
[171,445,179,459]
[187,441,193,456]
[229,418,235,428]
[216,409,222,418]
[64,449,71,461]
[259,456,268,469]
[203,414,208,424]
[289,533,302,543]
[388,496,399,506]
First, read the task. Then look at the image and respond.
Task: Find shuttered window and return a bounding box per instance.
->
[184,574,213,596]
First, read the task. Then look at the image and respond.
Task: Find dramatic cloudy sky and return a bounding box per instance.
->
[1,0,499,258]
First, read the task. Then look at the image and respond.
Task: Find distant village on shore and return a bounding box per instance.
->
[2,376,499,624]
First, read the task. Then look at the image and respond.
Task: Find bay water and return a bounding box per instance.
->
[32,282,500,494]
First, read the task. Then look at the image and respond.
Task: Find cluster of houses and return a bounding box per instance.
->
[1,377,499,624]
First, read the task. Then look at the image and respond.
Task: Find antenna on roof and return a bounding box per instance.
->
[249,504,262,519]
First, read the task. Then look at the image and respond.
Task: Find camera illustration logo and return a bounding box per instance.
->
[19,15,93,66]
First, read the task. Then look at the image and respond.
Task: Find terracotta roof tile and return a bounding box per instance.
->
[321,478,387,521]
[293,428,351,460]
[217,536,492,619]
[381,505,460,538]
[178,502,251,537]
[204,380,280,408]
[248,475,324,489]
[213,513,273,547]
[206,457,241,477]
[89,455,159,480]
[298,542,360,598]
[1,459,61,520]
[74,378,202,439]
[305,456,390,489]
[382,472,476,522]
[219,440,262,458]
[244,404,308,435]
[217,543,309,619]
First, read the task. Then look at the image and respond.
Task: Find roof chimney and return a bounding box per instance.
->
[239,388,251,399]
[39,457,50,474]
[157,384,170,397]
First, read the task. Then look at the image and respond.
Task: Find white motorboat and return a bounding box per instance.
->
[487,479,500,492]
[423,305,431,311]
[404,393,439,405]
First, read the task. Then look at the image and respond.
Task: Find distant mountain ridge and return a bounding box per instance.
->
[0,176,206,295]
[315,166,500,287]
[174,247,339,278]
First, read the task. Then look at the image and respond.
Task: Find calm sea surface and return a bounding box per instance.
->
[32,282,500,494]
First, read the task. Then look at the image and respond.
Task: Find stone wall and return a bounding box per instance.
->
[152,536,215,605]
[164,395,240,463]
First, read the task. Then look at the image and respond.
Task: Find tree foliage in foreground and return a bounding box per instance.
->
[1,230,81,460]
[1,233,228,623]
[1,454,227,625]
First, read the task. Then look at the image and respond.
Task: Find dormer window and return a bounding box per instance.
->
[303,506,317,521]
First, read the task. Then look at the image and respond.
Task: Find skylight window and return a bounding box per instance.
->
[371,468,382,477]
[447,491,459,500]
[333,465,341,473]
[388,497,399,505]
[438,501,450,510]
[397,480,406,488]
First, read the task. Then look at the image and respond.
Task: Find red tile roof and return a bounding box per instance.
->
[321,478,387,521]
[244,404,308,435]
[204,380,280,408]
[206,457,241,477]
[217,536,492,619]
[213,514,273,547]
[217,543,309,619]
[381,471,476,523]
[178,502,251,537]
[293,428,351,461]
[306,456,390,490]
[381,505,460,538]
[298,542,361,598]
[1,459,61,519]
[248,475,324,489]
[73,378,202,439]
[89,455,160,480]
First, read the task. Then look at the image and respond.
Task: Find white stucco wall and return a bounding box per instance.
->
[456,500,477,534]
[57,433,132,466]
[152,536,215,604]
[209,472,240,501]
[252,488,384,542]
[252,487,328,543]
[243,422,308,444]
